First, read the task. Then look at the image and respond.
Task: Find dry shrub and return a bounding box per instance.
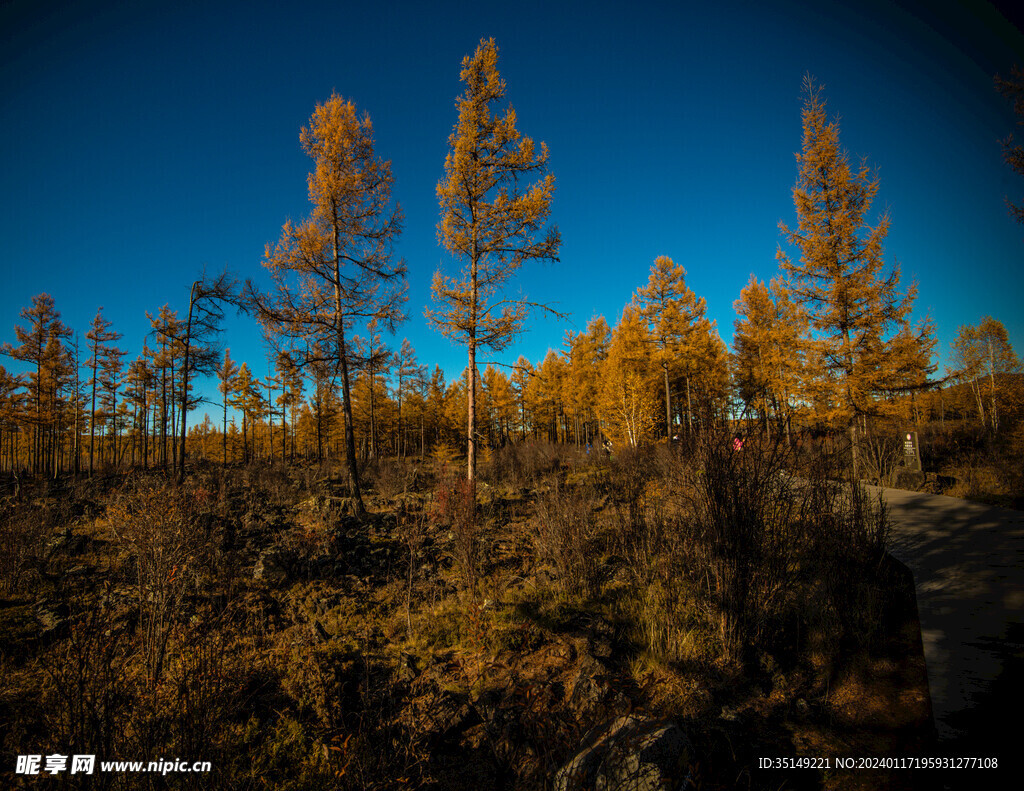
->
[860,429,903,486]
[534,479,600,597]
[603,446,665,582]
[0,502,52,594]
[431,470,480,596]
[243,462,297,507]
[363,456,419,498]
[37,603,134,776]
[488,441,569,487]
[107,478,216,687]
[657,429,890,665]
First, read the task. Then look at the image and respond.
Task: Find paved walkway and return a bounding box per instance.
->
[870,486,1024,756]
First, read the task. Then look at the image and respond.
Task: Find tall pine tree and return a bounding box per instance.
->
[777,76,934,473]
[427,38,560,483]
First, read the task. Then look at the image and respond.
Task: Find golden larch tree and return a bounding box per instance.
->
[777,76,934,473]
[598,306,658,448]
[427,38,560,483]
[634,256,710,437]
[3,294,71,474]
[259,94,406,512]
[85,307,121,477]
[732,275,808,438]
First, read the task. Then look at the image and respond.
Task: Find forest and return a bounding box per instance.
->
[2,38,1023,791]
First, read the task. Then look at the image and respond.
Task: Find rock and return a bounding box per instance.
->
[34,600,71,641]
[34,600,69,630]
[588,620,615,660]
[421,688,478,744]
[554,715,692,791]
[253,549,291,583]
[47,527,86,556]
[892,468,926,491]
[569,655,608,711]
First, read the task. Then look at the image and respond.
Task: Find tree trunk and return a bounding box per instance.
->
[988,337,999,433]
[177,281,197,483]
[663,363,671,438]
[972,377,985,428]
[333,237,365,514]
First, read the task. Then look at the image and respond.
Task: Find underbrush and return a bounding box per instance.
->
[922,422,1024,507]
[0,437,913,790]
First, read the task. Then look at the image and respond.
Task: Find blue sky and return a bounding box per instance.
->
[2,0,1023,410]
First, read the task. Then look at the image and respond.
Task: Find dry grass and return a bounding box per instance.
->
[0,437,928,790]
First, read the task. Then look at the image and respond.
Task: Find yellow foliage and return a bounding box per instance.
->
[598,306,658,448]
[426,38,560,479]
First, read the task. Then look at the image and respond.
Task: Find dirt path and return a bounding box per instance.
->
[870,486,1024,765]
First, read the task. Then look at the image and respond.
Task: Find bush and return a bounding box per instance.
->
[656,429,890,665]
[431,470,480,596]
[0,502,53,594]
[533,479,600,597]
[487,441,572,488]
[107,478,216,687]
[362,456,419,498]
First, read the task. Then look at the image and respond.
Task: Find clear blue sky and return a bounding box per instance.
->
[3,0,1023,410]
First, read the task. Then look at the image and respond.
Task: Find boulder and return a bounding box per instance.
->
[554,715,692,791]
[253,549,291,583]
[892,468,926,491]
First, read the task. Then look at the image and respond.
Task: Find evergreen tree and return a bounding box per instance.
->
[777,76,934,473]
[259,93,406,512]
[427,38,560,483]
[732,275,808,437]
[598,306,657,448]
[216,349,241,466]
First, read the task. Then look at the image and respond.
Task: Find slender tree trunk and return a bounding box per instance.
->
[222,392,228,467]
[972,377,985,428]
[267,383,275,464]
[397,385,404,459]
[468,340,477,482]
[685,376,692,434]
[169,357,178,473]
[372,374,378,459]
[160,365,167,470]
[111,390,118,470]
[988,338,999,433]
[316,384,323,463]
[663,363,671,438]
[332,230,365,514]
[177,281,197,483]
[34,357,41,475]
